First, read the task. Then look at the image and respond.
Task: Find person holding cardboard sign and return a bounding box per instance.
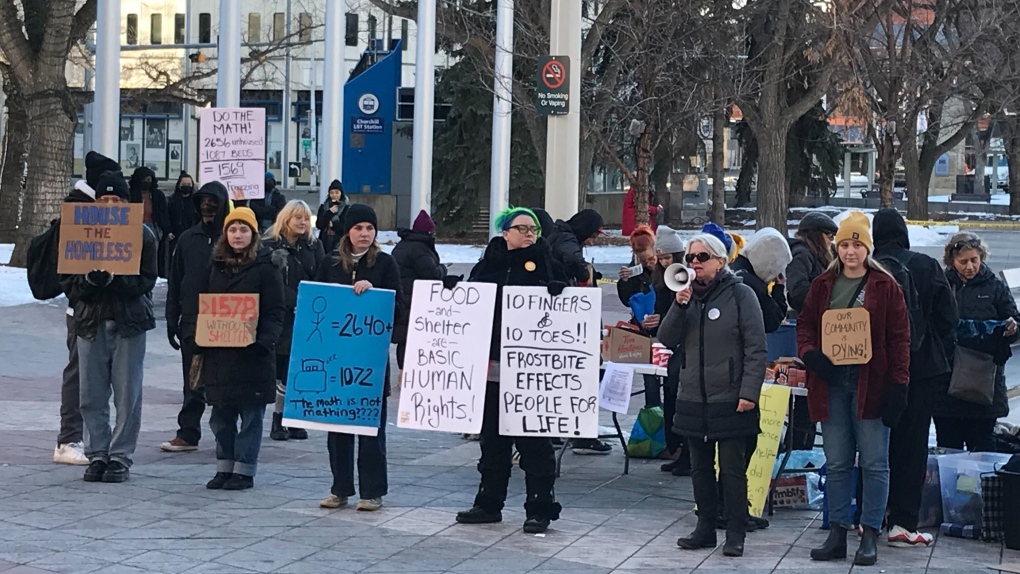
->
[197,207,286,491]
[796,212,911,567]
[60,171,158,485]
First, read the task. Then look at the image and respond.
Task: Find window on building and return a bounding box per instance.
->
[248,13,261,42]
[400,19,408,51]
[273,12,285,41]
[368,15,377,40]
[174,14,185,43]
[345,13,357,46]
[299,13,312,42]
[150,14,162,45]
[198,13,211,43]
[126,14,138,45]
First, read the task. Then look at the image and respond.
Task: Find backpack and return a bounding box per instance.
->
[26,218,63,300]
[875,251,925,353]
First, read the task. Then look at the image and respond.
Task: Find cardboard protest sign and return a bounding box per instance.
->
[282,281,394,436]
[199,108,266,200]
[499,286,602,438]
[57,203,144,275]
[598,362,634,414]
[397,280,496,434]
[746,383,791,517]
[195,294,260,347]
[822,307,872,365]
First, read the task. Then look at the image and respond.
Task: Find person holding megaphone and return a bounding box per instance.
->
[657,233,767,558]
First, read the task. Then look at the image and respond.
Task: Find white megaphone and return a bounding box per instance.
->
[664,263,696,292]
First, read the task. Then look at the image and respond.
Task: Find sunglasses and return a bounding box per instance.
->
[508,225,541,235]
[953,240,980,250]
[685,252,713,264]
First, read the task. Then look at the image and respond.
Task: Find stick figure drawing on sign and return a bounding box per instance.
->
[307,296,327,343]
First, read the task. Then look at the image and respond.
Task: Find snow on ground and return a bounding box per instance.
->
[831,211,959,247]
[929,193,1011,206]
[0,266,55,307]
[0,244,11,265]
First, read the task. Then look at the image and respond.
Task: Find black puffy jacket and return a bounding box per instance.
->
[263,235,325,356]
[391,229,447,344]
[199,248,287,407]
[730,255,787,334]
[786,238,827,315]
[315,199,349,255]
[166,182,230,334]
[545,221,590,285]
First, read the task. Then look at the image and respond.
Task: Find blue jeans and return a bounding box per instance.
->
[209,405,267,477]
[78,321,146,467]
[821,376,890,530]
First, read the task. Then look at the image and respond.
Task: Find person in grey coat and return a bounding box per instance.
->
[657,233,767,558]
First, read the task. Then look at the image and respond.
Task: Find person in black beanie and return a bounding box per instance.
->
[545,209,604,286]
[316,179,349,254]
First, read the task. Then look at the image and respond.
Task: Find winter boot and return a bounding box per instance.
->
[854,525,879,566]
[810,524,848,561]
[270,412,288,441]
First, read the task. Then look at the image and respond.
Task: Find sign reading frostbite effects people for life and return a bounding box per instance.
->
[397,281,496,434]
[499,286,602,438]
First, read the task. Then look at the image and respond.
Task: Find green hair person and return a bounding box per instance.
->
[494,206,542,237]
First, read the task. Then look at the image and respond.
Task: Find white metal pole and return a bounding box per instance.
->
[217,0,241,108]
[182,0,192,174]
[319,1,344,204]
[281,0,292,187]
[410,0,437,217]
[543,0,581,220]
[310,42,318,191]
[83,62,94,157]
[489,0,514,235]
[93,0,121,158]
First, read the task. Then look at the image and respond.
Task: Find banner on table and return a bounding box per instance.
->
[747,383,792,517]
[57,204,144,275]
[195,293,259,347]
[397,280,496,434]
[199,108,266,200]
[499,286,602,438]
[282,281,394,436]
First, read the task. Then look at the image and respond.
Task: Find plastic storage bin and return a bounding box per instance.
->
[937,452,1012,527]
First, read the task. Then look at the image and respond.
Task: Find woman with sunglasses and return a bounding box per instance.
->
[935,232,1017,451]
[657,233,767,558]
[453,207,567,534]
[796,212,910,566]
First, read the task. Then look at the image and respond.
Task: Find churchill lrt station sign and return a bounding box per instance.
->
[535,56,570,116]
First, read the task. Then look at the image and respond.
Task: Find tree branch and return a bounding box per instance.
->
[0,0,34,85]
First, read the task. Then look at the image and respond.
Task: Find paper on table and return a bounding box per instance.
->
[599,362,634,414]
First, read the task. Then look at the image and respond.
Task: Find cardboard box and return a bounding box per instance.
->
[601,322,652,363]
[772,475,809,508]
[766,357,807,388]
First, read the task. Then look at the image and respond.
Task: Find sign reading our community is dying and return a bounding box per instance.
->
[199,107,266,200]
[499,286,602,438]
[57,203,144,275]
[822,307,873,365]
[397,280,496,434]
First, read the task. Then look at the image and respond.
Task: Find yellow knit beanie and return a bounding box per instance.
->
[834,211,873,253]
[223,207,258,233]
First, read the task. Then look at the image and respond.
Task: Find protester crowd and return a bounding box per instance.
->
[43,152,1017,562]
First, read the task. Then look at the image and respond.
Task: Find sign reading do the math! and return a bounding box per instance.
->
[397,280,496,434]
[822,307,872,365]
[199,107,266,200]
[57,203,144,275]
[282,281,394,436]
[499,286,602,438]
[195,293,260,348]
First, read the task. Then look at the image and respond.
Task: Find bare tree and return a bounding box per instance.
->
[0,66,27,243]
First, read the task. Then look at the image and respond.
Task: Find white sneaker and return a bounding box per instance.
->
[887,525,934,547]
[53,442,89,466]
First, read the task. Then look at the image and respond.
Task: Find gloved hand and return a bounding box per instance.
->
[592,270,604,282]
[85,270,113,287]
[802,349,837,383]
[247,341,272,357]
[167,325,181,351]
[442,275,463,290]
[547,280,567,297]
[882,384,909,428]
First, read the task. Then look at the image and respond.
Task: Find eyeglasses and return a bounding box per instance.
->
[509,225,541,235]
[685,252,713,264]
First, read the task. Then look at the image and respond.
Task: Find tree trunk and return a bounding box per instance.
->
[755,125,789,232]
[877,132,895,208]
[577,134,595,208]
[902,142,929,221]
[1002,120,1020,216]
[633,127,652,226]
[710,107,726,224]
[10,95,76,267]
[0,94,29,243]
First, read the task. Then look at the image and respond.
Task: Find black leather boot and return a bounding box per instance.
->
[677,522,718,550]
[854,525,879,566]
[270,413,288,441]
[810,524,848,561]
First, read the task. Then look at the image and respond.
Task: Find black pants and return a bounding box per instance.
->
[887,375,936,532]
[934,416,996,453]
[663,376,684,455]
[690,436,748,537]
[474,382,561,520]
[396,342,406,370]
[59,314,83,445]
[643,374,662,408]
[327,398,388,500]
[717,434,757,516]
[175,324,206,445]
[790,396,816,451]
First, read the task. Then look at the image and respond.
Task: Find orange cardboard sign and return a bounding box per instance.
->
[196,293,260,347]
[821,307,872,365]
[57,203,144,275]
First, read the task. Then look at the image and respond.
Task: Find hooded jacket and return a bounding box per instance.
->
[250,185,287,232]
[199,248,287,407]
[872,208,958,381]
[935,264,1017,419]
[168,172,199,240]
[657,271,767,440]
[316,194,350,254]
[263,234,325,356]
[129,166,170,232]
[786,238,828,315]
[391,229,447,344]
[546,210,603,286]
[166,182,231,335]
[730,228,792,334]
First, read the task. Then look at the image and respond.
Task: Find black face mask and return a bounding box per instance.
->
[180,186,194,195]
[265,180,276,193]
[200,201,219,218]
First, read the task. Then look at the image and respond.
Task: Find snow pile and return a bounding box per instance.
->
[0,266,55,308]
[0,244,11,265]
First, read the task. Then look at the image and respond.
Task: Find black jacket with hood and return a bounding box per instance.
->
[263,234,325,356]
[315,195,350,254]
[391,229,447,344]
[546,209,604,285]
[168,172,199,240]
[786,239,827,314]
[729,229,792,334]
[166,182,230,336]
[872,208,958,382]
[128,166,171,233]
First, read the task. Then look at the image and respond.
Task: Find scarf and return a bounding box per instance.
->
[690,270,727,301]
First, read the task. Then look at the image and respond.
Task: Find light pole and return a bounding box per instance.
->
[410,0,437,218]
[217,0,241,108]
[93,0,121,158]
[543,0,581,220]
[488,0,513,236]
[319,1,344,203]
